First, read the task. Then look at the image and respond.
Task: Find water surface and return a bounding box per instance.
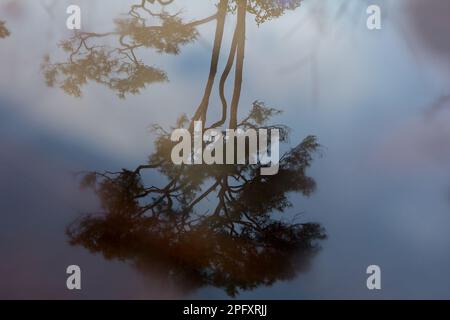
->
[1,0,450,299]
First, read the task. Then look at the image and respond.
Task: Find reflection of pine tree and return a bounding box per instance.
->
[69,104,325,297]
[43,0,325,297]
[0,20,10,39]
[42,0,304,100]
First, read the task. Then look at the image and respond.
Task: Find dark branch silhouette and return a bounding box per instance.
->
[69,103,325,296]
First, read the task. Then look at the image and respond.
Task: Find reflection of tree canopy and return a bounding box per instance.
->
[42,0,303,98]
[233,0,303,24]
[46,0,325,297]
[0,20,10,39]
[69,103,325,296]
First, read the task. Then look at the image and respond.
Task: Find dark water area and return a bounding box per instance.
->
[1,0,450,299]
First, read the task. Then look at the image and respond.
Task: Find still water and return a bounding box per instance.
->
[0,0,450,299]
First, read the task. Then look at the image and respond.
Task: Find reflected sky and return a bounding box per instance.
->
[1,0,450,299]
